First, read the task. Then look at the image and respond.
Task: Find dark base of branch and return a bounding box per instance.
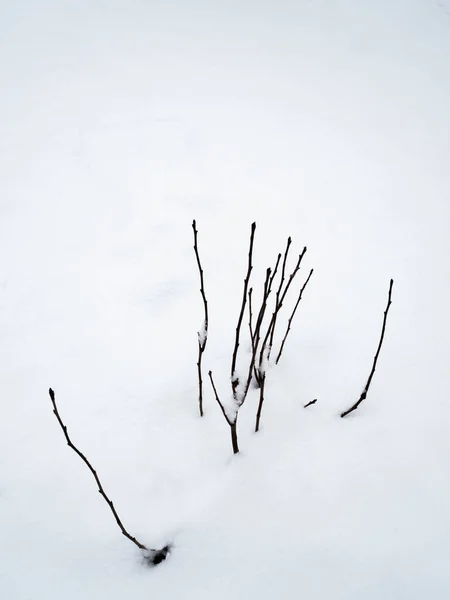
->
[143,544,172,566]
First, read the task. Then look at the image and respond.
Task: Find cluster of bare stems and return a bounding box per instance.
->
[45,222,394,567]
[194,222,313,454]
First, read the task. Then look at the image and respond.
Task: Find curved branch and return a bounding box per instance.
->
[48,388,170,564]
[340,279,394,418]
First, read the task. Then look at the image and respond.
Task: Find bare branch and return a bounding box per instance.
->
[192,220,209,417]
[340,279,394,418]
[208,371,239,454]
[244,267,271,395]
[208,371,234,426]
[48,388,170,564]
[260,246,308,370]
[254,246,308,431]
[248,287,255,352]
[254,373,266,433]
[275,268,314,365]
[231,222,256,397]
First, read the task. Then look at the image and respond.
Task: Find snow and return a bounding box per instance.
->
[197,320,207,347]
[1,0,450,598]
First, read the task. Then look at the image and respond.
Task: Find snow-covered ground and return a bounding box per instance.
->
[1,1,450,598]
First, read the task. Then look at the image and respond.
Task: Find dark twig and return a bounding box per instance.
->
[231,222,256,397]
[259,246,307,370]
[253,253,282,386]
[268,238,292,352]
[255,246,308,432]
[275,268,314,365]
[254,373,266,433]
[248,287,255,352]
[208,371,239,454]
[304,399,317,408]
[192,220,209,417]
[244,267,271,396]
[48,388,170,565]
[208,371,234,426]
[340,279,394,418]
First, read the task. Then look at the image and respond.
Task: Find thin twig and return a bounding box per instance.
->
[231,222,256,397]
[268,238,291,351]
[275,268,314,365]
[260,246,307,368]
[248,287,255,352]
[253,253,281,386]
[208,371,234,426]
[254,246,308,432]
[192,220,209,417]
[340,279,394,418]
[48,388,160,556]
[208,371,239,453]
[243,267,271,396]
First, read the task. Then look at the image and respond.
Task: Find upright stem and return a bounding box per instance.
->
[230,420,239,454]
[341,279,394,418]
[231,223,256,397]
[192,220,209,417]
[254,374,266,433]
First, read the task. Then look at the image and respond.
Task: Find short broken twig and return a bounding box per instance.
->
[304,399,317,408]
[340,279,394,418]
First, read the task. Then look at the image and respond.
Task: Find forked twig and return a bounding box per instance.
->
[340,279,394,418]
[192,220,209,417]
[48,388,170,565]
[208,371,239,454]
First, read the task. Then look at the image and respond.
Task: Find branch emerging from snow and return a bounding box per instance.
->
[192,219,209,417]
[340,278,394,418]
[231,222,256,398]
[48,388,170,565]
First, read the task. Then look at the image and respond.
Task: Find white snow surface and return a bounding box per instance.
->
[1,1,450,598]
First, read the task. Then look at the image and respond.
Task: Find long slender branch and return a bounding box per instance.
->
[275,268,314,365]
[253,253,281,386]
[248,287,255,352]
[254,246,307,432]
[48,389,170,565]
[48,388,147,551]
[192,220,209,417]
[260,246,307,368]
[268,239,291,350]
[243,267,271,396]
[340,279,394,418]
[231,222,256,397]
